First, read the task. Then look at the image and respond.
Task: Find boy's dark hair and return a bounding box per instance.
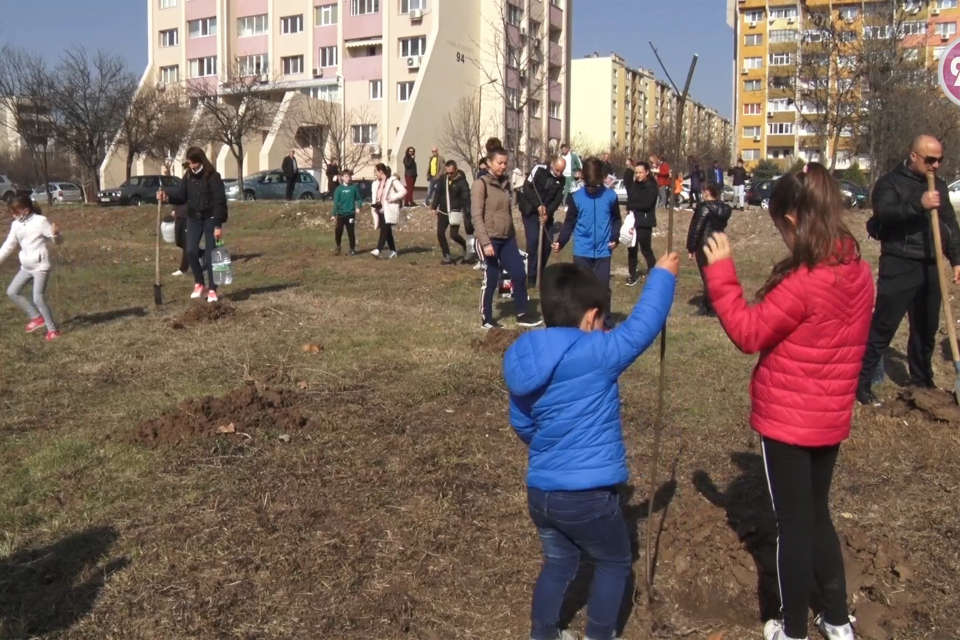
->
[445,159,457,168]
[581,157,604,189]
[340,169,353,177]
[540,263,610,328]
[704,182,721,198]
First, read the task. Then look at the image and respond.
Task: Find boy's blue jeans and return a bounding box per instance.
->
[527,486,632,640]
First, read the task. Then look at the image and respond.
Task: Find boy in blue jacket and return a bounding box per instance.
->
[503,254,678,640]
[554,157,622,329]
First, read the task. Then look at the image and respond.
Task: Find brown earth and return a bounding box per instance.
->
[169,301,236,329]
[472,327,520,354]
[891,387,960,424]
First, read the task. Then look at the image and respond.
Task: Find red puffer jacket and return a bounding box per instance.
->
[704,254,874,447]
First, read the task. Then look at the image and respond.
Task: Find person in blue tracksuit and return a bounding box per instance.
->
[554,156,622,328]
[503,255,679,640]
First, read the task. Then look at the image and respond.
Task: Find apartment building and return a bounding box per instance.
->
[726,0,960,170]
[569,53,731,159]
[0,99,54,157]
[101,0,572,187]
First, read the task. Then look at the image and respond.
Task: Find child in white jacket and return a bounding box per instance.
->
[0,196,62,341]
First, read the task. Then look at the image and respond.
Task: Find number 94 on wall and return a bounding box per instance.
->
[938,38,960,106]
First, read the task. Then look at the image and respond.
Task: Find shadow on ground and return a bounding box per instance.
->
[64,307,148,329]
[224,282,300,302]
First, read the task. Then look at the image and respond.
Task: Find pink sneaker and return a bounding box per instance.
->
[207,290,219,304]
[25,317,45,333]
[190,284,205,299]
[45,331,60,342]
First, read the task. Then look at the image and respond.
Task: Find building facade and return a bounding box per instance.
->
[569,53,731,160]
[101,0,572,187]
[726,0,960,170]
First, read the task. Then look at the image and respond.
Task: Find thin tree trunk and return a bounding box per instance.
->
[234,144,244,192]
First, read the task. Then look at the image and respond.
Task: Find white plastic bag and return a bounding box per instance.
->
[160,220,176,245]
[620,212,637,247]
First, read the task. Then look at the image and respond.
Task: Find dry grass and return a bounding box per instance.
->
[0,201,956,639]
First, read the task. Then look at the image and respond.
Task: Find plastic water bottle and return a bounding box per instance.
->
[210,241,233,287]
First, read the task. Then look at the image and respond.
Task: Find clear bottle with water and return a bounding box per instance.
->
[210,241,233,287]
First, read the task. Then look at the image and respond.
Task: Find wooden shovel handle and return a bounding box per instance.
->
[156,201,162,286]
[927,172,960,364]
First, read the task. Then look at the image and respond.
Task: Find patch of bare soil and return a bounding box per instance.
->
[890,387,960,424]
[169,302,235,329]
[131,383,309,447]
[472,329,518,355]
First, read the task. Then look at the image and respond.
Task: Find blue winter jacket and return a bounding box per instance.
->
[503,268,676,491]
[557,186,622,259]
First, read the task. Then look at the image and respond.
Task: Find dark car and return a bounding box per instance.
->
[98,175,183,207]
[225,170,321,201]
[839,180,869,209]
[746,179,776,209]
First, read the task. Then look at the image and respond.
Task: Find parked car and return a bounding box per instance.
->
[226,170,321,201]
[839,180,869,209]
[98,175,183,206]
[746,179,777,209]
[611,179,629,204]
[948,179,960,211]
[31,182,85,204]
[0,175,32,203]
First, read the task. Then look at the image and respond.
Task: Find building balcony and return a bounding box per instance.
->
[529,115,543,134]
[767,134,797,147]
[549,3,563,31]
[343,12,382,40]
[548,117,561,142]
[342,54,382,81]
[549,81,562,102]
[549,44,562,67]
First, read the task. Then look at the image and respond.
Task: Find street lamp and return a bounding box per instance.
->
[477,78,498,163]
[337,75,346,164]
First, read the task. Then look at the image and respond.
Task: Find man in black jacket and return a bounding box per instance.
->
[858,134,960,406]
[728,159,748,210]
[281,150,298,201]
[430,160,471,264]
[625,161,659,286]
[519,157,566,288]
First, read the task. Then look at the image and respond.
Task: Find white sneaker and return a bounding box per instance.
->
[815,615,856,639]
[529,631,578,640]
[387,251,397,259]
[370,249,381,257]
[473,261,485,271]
[171,270,184,277]
[764,619,808,640]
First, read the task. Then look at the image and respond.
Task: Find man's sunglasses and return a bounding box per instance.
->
[924,155,944,165]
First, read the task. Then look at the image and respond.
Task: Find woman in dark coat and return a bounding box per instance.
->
[624,161,659,286]
[402,147,417,207]
[686,182,732,314]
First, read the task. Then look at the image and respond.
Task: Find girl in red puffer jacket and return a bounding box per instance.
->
[703,163,873,640]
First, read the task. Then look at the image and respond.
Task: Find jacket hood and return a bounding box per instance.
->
[451,170,466,183]
[897,161,928,184]
[503,328,585,396]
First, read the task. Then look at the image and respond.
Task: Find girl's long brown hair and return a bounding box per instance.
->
[758,162,860,299]
[184,146,216,179]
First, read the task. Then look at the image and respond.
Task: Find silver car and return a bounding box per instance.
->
[226,170,321,201]
[32,182,85,204]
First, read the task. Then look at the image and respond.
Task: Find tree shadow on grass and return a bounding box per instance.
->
[63,307,148,329]
[0,525,129,637]
[231,253,264,263]
[224,282,300,302]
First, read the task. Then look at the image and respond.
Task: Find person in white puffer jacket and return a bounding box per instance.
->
[0,195,62,341]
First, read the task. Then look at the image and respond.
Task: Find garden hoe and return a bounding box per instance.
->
[927,172,960,405]
[153,200,165,306]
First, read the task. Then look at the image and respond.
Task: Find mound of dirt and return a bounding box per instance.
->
[890,387,960,424]
[170,302,235,329]
[472,329,517,355]
[131,383,309,447]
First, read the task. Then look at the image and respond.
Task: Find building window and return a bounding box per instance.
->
[937,0,958,9]
[401,0,427,13]
[742,149,760,161]
[282,55,304,75]
[744,79,761,92]
[319,46,338,67]
[188,57,217,77]
[397,81,415,101]
[769,29,797,43]
[865,25,893,39]
[549,100,560,118]
[506,87,519,109]
[768,122,795,135]
[281,15,304,34]
[901,21,927,36]
[159,29,179,47]
[743,56,763,69]
[937,22,958,38]
[769,52,793,66]
[935,45,948,59]
[316,4,338,26]
[507,45,520,68]
[904,48,921,62]
[743,125,761,138]
[238,54,269,76]
[745,34,762,46]
[768,98,790,112]
[159,0,177,9]
[301,85,340,101]
[743,103,761,115]
[745,9,764,22]
[352,124,377,144]
[838,6,858,20]
[529,19,542,38]
[529,99,540,117]
[238,14,269,37]
[352,0,380,15]
[767,148,794,159]
[159,65,179,84]
[370,80,382,100]
[188,17,217,38]
[530,61,542,79]
[507,2,523,26]
[399,36,427,57]
[770,7,797,19]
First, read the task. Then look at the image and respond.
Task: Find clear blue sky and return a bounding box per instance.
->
[0,0,733,118]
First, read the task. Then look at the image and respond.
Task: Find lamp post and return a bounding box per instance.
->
[477,78,498,164]
[337,75,346,165]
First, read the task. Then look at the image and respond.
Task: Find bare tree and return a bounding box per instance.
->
[187,62,283,192]
[470,0,553,171]
[438,91,486,176]
[144,84,194,174]
[115,82,191,180]
[286,96,377,177]
[0,47,56,203]
[50,47,136,199]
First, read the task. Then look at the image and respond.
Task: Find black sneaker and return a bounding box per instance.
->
[348,249,356,256]
[481,319,502,330]
[441,254,453,265]
[527,278,537,290]
[333,246,341,256]
[856,389,882,407]
[626,277,639,287]
[517,313,544,328]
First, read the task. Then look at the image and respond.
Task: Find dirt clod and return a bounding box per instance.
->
[131,384,309,447]
[170,302,235,329]
[472,329,517,355]
[892,387,960,424]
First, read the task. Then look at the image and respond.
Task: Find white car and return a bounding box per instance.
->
[31,182,85,204]
[949,180,960,210]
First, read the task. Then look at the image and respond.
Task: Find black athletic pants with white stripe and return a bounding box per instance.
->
[762,436,850,638]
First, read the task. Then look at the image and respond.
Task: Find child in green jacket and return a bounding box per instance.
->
[331,170,363,255]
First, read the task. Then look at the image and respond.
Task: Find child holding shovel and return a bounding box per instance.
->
[330,169,363,256]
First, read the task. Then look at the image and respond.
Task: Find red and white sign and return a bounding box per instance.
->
[938,36,960,107]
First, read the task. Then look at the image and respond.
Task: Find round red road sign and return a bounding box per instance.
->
[938,36,960,107]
